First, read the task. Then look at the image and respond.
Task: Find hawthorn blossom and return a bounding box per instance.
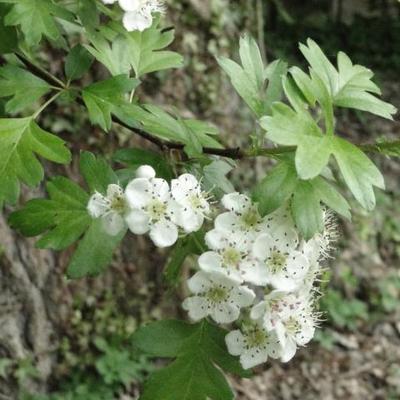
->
[182,271,255,324]
[135,164,156,179]
[199,228,266,284]
[125,175,179,247]
[225,322,281,369]
[251,290,318,362]
[249,229,310,291]
[215,193,265,243]
[170,174,211,233]
[120,0,164,31]
[87,184,127,236]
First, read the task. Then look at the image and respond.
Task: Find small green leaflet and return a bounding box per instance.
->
[132,320,250,400]
[0,65,51,113]
[65,44,94,82]
[202,159,236,198]
[82,75,139,131]
[9,176,91,250]
[116,103,222,151]
[164,231,205,285]
[0,118,71,206]
[0,0,74,46]
[298,39,397,119]
[0,4,17,54]
[9,152,125,278]
[85,30,132,76]
[253,159,351,239]
[125,22,183,77]
[217,34,287,117]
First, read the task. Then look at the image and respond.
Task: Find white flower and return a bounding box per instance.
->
[102,0,117,4]
[251,290,318,362]
[119,0,165,32]
[225,322,281,369]
[199,229,264,285]
[182,271,255,324]
[215,193,265,242]
[135,165,156,179]
[87,184,127,236]
[125,176,179,247]
[170,174,211,233]
[250,228,310,291]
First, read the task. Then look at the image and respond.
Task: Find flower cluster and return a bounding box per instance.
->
[87,165,211,248]
[102,0,164,31]
[183,193,335,369]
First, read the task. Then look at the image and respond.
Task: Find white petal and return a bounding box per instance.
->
[295,324,315,346]
[87,192,109,218]
[151,178,170,201]
[125,178,152,208]
[280,338,297,363]
[271,225,299,252]
[221,192,251,213]
[250,301,267,321]
[240,347,269,369]
[285,252,310,278]
[240,260,269,286]
[214,212,237,233]
[149,220,178,248]
[231,286,255,307]
[136,165,156,179]
[187,271,212,293]
[266,333,282,359]
[252,233,273,260]
[101,212,125,236]
[171,174,200,201]
[182,296,209,321]
[225,330,245,356]
[123,10,152,31]
[268,274,300,292]
[198,251,222,272]
[125,209,150,234]
[103,0,117,4]
[205,229,226,250]
[211,303,240,324]
[178,208,204,233]
[119,0,140,11]
[106,184,123,199]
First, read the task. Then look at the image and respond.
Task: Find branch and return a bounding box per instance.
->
[1,54,397,161]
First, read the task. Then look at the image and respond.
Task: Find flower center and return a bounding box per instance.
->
[221,247,241,268]
[267,250,287,273]
[246,329,268,347]
[284,317,301,334]
[147,199,167,221]
[189,194,203,210]
[206,287,229,303]
[240,207,260,229]
[110,195,126,214]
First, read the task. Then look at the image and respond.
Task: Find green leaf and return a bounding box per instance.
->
[299,39,397,119]
[80,151,118,194]
[82,75,139,131]
[113,148,173,181]
[164,231,205,285]
[0,118,71,206]
[125,23,183,77]
[332,137,384,211]
[133,320,250,400]
[1,0,73,46]
[311,177,351,220]
[202,159,235,197]
[260,102,332,179]
[65,44,94,81]
[253,160,297,215]
[85,31,131,76]
[264,59,288,113]
[0,65,51,113]
[67,217,126,279]
[0,5,17,54]
[9,177,90,250]
[291,181,324,240]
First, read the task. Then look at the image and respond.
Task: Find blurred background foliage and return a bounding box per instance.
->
[1,0,400,399]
